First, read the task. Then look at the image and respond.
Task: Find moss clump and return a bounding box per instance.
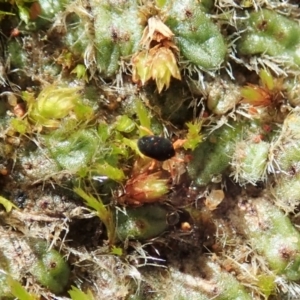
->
[2,1,300,299]
[30,242,70,294]
[235,197,300,281]
[0,232,69,297]
[231,140,269,185]
[165,0,227,70]
[187,122,244,186]
[25,84,93,128]
[91,0,143,77]
[238,9,300,67]
[116,205,168,241]
[47,128,101,174]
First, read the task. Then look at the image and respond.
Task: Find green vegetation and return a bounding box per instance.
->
[1,1,300,299]
[238,9,300,67]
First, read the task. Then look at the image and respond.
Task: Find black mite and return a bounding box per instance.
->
[137,135,175,161]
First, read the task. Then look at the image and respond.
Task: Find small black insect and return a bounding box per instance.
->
[137,135,175,161]
[14,191,27,208]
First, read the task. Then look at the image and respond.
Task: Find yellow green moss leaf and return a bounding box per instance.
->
[74,187,115,244]
[110,245,123,256]
[259,69,274,91]
[115,115,136,133]
[17,4,30,24]
[21,90,35,104]
[132,51,151,86]
[0,11,15,19]
[93,162,125,182]
[155,0,167,8]
[26,84,90,128]
[0,196,18,212]
[240,84,270,106]
[135,98,151,133]
[241,86,262,101]
[183,121,203,150]
[73,102,94,121]
[74,187,107,216]
[7,276,39,300]
[97,123,110,142]
[57,50,74,69]
[256,274,276,298]
[71,64,89,82]
[122,137,140,155]
[10,118,30,134]
[68,285,95,300]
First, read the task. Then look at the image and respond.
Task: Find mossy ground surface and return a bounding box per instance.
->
[1,1,300,299]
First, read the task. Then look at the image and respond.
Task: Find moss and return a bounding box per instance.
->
[34,0,70,28]
[237,197,300,281]
[31,250,70,293]
[91,0,143,77]
[165,0,227,70]
[187,122,245,186]
[2,1,300,299]
[238,9,300,67]
[231,140,269,185]
[7,39,27,69]
[25,84,93,128]
[0,232,69,296]
[47,129,101,174]
[116,205,168,241]
[207,77,241,115]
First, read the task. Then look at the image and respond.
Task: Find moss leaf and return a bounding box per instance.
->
[68,286,95,300]
[0,196,18,213]
[7,276,39,300]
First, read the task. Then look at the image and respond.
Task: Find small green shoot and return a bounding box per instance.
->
[97,123,110,143]
[7,276,39,300]
[240,84,271,107]
[259,69,274,91]
[135,98,151,134]
[0,11,15,21]
[57,50,74,69]
[155,0,167,8]
[115,115,136,133]
[122,137,140,155]
[10,118,30,135]
[17,4,31,24]
[68,286,95,300]
[110,245,123,256]
[25,84,91,128]
[21,90,36,106]
[71,64,89,82]
[0,195,18,213]
[256,274,276,298]
[93,162,125,182]
[183,120,203,150]
[74,187,115,245]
